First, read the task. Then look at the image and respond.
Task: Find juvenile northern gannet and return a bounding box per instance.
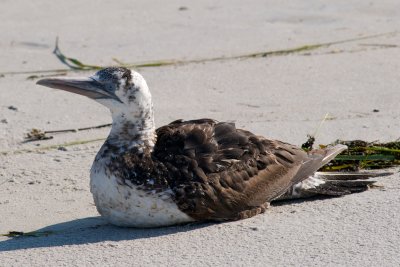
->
[37,67,370,227]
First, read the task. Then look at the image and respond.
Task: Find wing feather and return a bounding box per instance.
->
[154,119,325,220]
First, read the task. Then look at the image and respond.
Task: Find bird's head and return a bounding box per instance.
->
[37,67,152,114]
[38,67,156,144]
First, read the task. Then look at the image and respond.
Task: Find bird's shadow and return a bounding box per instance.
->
[0,216,213,252]
[0,196,336,252]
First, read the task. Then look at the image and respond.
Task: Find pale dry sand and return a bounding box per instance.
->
[1,1,400,266]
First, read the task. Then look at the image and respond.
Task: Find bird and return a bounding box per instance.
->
[36,67,378,228]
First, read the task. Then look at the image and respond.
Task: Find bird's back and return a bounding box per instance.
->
[151,119,344,221]
[90,118,345,225]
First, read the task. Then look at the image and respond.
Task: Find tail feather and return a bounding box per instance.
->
[304,180,376,196]
[275,169,393,201]
[315,171,394,180]
[308,144,348,170]
[290,144,348,186]
[274,144,394,201]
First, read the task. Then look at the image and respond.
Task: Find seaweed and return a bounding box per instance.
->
[0,31,397,77]
[319,139,400,171]
[24,128,53,142]
[2,230,55,237]
[52,37,102,70]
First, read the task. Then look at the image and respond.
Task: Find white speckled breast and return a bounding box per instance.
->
[90,158,194,228]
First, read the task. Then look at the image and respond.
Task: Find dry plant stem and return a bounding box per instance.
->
[44,123,112,134]
[24,123,112,142]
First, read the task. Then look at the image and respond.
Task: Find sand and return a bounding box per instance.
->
[1,0,400,266]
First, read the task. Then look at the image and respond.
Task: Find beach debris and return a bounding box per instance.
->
[2,230,55,238]
[0,31,390,78]
[25,128,53,142]
[44,123,111,134]
[359,43,398,48]
[0,31,397,79]
[317,139,400,172]
[301,113,330,151]
[8,105,18,111]
[373,109,380,112]
[300,113,400,171]
[301,135,315,151]
[53,37,102,70]
[1,119,8,124]
[23,123,111,143]
[27,180,38,185]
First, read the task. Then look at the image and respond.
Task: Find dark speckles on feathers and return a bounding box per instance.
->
[95,67,115,80]
[103,118,312,221]
[128,95,136,102]
[96,67,130,82]
[121,69,132,84]
[106,143,169,193]
[95,67,134,92]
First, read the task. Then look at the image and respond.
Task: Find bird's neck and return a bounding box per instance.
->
[107,102,156,151]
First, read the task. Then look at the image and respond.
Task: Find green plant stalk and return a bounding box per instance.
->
[0,31,397,76]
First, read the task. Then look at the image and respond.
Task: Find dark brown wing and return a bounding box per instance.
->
[154,119,341,221]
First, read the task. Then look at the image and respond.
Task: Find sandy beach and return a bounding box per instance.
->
[1,0,400,266]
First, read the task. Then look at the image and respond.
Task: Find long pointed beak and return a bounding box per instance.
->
[36,77,120,102]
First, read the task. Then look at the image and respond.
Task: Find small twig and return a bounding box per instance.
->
[26,72,68,80]
[24,128,54,142]
[44,123,112,134]
[23,123,112,142]
[312,112,331,138]
[359,43,398,48]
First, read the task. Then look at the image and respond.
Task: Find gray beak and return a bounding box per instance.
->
[36,77,120,102]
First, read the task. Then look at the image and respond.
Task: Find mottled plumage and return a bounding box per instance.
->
[37,67,371,227]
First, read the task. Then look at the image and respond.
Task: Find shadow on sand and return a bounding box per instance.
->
[0,216,213,252]
[0,195,344,252]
